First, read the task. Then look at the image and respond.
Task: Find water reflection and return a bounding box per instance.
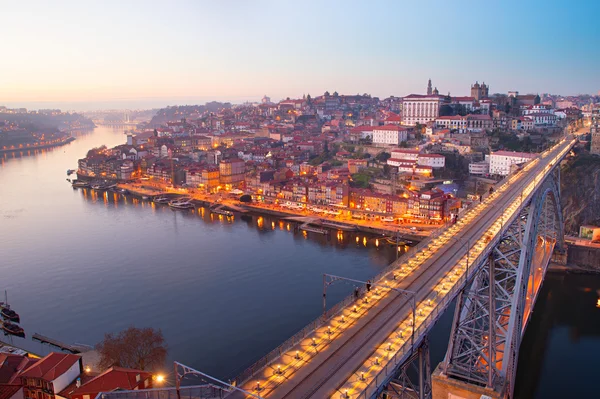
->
[75,188,407,258]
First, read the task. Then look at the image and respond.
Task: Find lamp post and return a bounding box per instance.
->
[322,274,417,348]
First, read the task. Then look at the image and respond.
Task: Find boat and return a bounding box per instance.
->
[381,217,395,222]
[1,321,25,338]
[0,292,20,323]
[0,306,20,323]
[91,182,116,190]
[66,169,76,176]
[153,196,170,204]
[212,208,234,217]
[71,180,90,188]
[141,195,149,200]
[168,198,194,209]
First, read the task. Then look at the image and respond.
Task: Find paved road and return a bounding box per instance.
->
[230,138,575,399]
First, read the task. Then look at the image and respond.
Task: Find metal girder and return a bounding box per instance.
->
[380,338,432,399]
[441,169,563,398]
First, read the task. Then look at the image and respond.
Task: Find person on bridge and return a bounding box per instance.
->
[366,280,372,292]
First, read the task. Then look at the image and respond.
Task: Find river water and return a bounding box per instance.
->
[0,126,598,397]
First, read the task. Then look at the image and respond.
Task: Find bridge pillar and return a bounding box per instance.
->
[431,364,502,399]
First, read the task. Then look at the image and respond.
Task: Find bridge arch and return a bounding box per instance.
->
[442,168,564,398]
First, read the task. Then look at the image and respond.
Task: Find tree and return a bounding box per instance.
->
[96,327,167,371]
[376,152,391,162]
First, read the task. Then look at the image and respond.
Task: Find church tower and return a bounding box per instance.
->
[427,79,433,95]
[433,87,439,95]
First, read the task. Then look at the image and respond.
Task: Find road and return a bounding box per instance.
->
[229,137,575,399]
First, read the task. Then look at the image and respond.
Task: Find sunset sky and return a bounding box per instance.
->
[1,0,599,110]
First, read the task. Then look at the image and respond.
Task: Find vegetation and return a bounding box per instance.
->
[375,152,391,162]
[96,327,167,371]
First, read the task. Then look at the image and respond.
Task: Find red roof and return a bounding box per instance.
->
[0,385,21,399]
[19,353,81,382]
[64,367,152,397]
[373,125,409,131]
[0,354,37,384]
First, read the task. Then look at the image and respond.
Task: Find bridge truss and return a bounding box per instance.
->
[440,167,564,398]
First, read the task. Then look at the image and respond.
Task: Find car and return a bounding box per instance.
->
[410,227,417,231]
[381,217,395,222]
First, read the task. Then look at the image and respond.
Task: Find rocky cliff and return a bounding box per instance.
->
[561,150,600,234]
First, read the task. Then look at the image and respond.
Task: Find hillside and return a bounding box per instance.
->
[561,150,600,234]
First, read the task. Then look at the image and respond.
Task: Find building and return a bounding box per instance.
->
[390,149,419,161]
[407,189,448,221]
[417,154,445,168]
[469,160,490,175]
[589,110,600,155]
[401,94,445,125]
[348,159,368,174]
[219,158,245,189]
[0,353,37,399]
[470,82,489,101]
[59,367,153,399]
[489,150,537,176]
[372,126,408,146]
[20,353,82,399]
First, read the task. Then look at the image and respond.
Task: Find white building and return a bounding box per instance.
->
[372,126,408,146]
[489,150,537,176]
[469,160,490,175]
[526,113,557,127]
[401,94,445,125]
[390,149,419,161]
[418,153,445,168]
[435,115,467,133]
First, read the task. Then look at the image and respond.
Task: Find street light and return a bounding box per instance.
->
[322,274,417,348]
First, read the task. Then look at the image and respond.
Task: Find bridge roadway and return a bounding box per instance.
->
[231,138,575,399]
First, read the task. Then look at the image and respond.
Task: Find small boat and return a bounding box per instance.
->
[0,292,20,323]
[212,208,233,217]
[153,196,170,204]
[169,198,194,209]
[1,321,25,338]
[67,169,76,176]
[141,195,149,200]
[71,180,90,188]
[0,306,20,323]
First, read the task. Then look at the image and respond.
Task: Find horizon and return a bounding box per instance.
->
[2,0,600,111]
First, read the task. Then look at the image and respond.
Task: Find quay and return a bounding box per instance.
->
[32,333,89,354]
[71,180,430,241]
[0,136,75,154]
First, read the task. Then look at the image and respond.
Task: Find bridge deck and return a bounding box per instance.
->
[230,138,575,399]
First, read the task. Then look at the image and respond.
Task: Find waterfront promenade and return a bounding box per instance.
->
[0,136,75,154]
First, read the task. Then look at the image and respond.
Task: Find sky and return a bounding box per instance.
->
[1,0,599,110]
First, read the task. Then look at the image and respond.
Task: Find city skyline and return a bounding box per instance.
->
[1,0,600,111]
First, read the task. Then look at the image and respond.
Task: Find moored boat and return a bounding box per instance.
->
[212,208,233,217]
[71,180,90,188]
[1,321,25,338]
[0,306,20,323]
[153,196,170,204]
[168,198,194,209]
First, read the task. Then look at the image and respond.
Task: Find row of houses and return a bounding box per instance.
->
[0,352,154,399]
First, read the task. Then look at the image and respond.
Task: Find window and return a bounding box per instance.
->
[83,395,91,399]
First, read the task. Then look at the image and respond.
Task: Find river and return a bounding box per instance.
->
[0,126,598,397]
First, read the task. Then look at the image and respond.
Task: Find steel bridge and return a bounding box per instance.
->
[148,136,575,399]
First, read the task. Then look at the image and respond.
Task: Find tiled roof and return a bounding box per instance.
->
[64,367,152,397]
[19,353,81,381]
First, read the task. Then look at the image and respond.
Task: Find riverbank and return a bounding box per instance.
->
[0,136,75,154]
[109,181,431,240]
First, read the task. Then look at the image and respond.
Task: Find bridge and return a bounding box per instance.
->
[174,136,576,399]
